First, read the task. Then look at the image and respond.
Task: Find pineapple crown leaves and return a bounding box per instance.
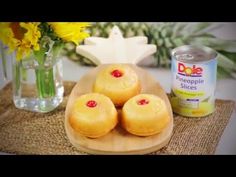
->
[64,22,236,79]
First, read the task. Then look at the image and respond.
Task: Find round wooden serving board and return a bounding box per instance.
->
[65,64,173,154]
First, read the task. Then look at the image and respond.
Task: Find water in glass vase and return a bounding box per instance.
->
[11,52,64,113]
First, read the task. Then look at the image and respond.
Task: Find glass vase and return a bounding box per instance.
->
[11,50,64,113]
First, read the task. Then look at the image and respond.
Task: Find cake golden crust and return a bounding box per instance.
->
[121,94,170,136]
[69,93,118,138]
[93,64,141,107]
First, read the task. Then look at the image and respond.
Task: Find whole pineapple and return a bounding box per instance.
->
[63,22,236,78]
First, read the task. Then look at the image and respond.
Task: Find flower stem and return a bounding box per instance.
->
[35,67,55,98]
[12,60,21,95]
[0,42,7,80]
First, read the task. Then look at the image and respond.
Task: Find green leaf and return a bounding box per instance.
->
[217,52,236,71]
[182,23,212,37]
[190,23,213,34]
[52,43,64,58]
[217,66,235,79]
[172,38,185,47]
[157,38,164,46]
[160,28,168,37]
[217,50,236,62]
[171,23,187,38]
[164,38,173,48]
[190,33,216,38]
[33,48,47,65]
[189,37,236,52]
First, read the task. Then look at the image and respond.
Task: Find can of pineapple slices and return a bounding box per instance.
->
[170,45,217,117]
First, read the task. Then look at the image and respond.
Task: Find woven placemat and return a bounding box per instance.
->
[0,82,235,155]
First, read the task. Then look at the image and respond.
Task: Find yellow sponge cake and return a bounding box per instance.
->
[93,64,141,107]
[121,94,170,136]
[69,93,118,138]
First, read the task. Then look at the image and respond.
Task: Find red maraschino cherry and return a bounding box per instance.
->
[137,99,149,105]
[111,69,123,77]
[86,100,97,108]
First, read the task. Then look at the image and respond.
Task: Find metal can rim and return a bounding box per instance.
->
[171,45,217,64]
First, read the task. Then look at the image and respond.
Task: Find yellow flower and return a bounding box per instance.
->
[0,23,19,51]
[0,22,41,60]
[16,39,32,60]
[0,22,90,61]
[20,22,41,51]
[49,22,90,45]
